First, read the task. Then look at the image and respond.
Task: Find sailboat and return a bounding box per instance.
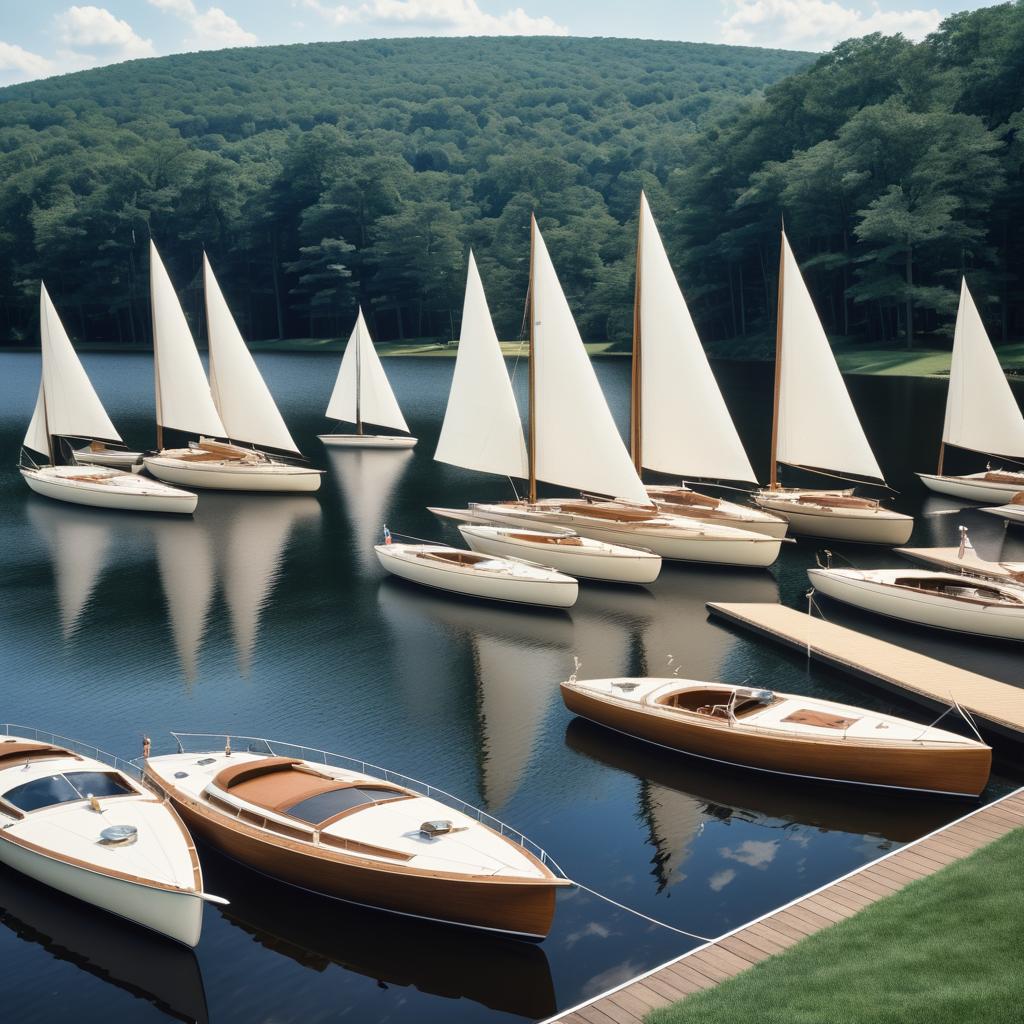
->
[917,279,1024,502]
[752,230,914,544]
[629,193,787,539]
[20,284,198,514]
[318,309,417,448]
[142,244,322,492]
[431,233,783,567]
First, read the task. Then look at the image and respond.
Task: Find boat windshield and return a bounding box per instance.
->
[3,771,134,813]
[285,785,403,825]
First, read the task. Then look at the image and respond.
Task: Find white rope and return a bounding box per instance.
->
[570,880,715,943]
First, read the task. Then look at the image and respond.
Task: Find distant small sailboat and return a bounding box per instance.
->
[319,310,417,448]
[753,230,914,544]
[433,236,782,567]
[630,193,787,538]
[917,279,1024,503]
[142,244,322,492]
[20,285,197,514]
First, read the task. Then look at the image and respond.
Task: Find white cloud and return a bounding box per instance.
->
[709,868,736,891]
[304,0,568,36]
[719,839,779,868]
[0,41,56,84]
[56,6,155,60]
[148,0,258,50]
[719,0,942,50]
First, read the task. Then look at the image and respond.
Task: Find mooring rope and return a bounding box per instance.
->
[569,880,715,943]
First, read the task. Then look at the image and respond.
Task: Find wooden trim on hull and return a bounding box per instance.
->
[149,776,565,938]
[560,685,990,797]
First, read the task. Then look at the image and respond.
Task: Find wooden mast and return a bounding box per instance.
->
[937,441,945,476]
[630,193,643,473]
[151,247,164,452]
[528,213,537,504]
[768,223,785,490]
[39,302,54,465]
[355,310,363,436]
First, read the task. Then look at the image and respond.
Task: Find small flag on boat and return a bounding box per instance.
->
[383,525,392,545]
[958,525,973,558]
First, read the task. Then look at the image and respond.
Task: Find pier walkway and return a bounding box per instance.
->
[546,786,1024,1024]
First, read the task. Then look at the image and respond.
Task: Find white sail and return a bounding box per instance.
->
[204,254,300,454]
[325,310,409,433]
[434,251,528,478]
[637,194,757,483]
[150,240,227,439]
[532,220,650,505]
[23,285,122,457]
[776,231,884,481]
[943,278,1024,459]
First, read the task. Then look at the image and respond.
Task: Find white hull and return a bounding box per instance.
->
[459,525,661,584]
[319,434,417,449]
[22,467,197,515]
[144,455,322,492]
[430,504,781,567]
[808,568,1024,641]
[754,495,913,545]
[918,472,1024,503]
[645,487,789,538]
[73,448,143,469]
[981,503,1024,527]
[0,838,204,946]
[375,544,578,607]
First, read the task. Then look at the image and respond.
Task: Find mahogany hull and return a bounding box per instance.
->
[560,684,991,797]
[148,775,563,938]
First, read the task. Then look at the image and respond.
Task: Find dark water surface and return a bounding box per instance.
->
[0,351,1021,1024]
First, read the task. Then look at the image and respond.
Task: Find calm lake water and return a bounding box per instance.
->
[0,351,1021,1024]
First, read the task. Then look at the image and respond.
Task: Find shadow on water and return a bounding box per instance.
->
[0,866,208,1024]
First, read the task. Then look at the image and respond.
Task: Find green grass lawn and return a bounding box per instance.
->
[647,827,1024,1024]
[834,342,1024,377]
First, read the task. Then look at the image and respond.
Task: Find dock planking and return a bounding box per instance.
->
[546,787,1024,1024]
[705,602,1024,743]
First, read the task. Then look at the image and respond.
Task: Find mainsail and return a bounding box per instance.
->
[531,217,650,505]
[434,250,528,478]
[24,284,122,459]
[326,310,409,433]
[942,278,1024,460]
[150,240,227,439]
[775,231,884,482]
[636,193,757,483]
[204,254,300,454]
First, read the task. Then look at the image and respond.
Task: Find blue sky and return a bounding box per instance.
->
[0,1,1005,86]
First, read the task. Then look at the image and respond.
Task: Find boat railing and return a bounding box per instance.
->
[168,732,568,878]
[1,724,143,780]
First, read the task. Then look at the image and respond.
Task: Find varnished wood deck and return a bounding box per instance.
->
[705,602,1024,743]
[546,787,1024,1024]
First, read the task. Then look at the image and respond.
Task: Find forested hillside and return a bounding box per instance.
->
[0,36,808,347]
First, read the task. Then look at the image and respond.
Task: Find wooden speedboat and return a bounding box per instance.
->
[754,491,913,544]
[73,441,144,469]
[560,678,991,796]
[144,736,570,938]
[458,524,661,584]
[375,542,578,607]
[981,491,1024,527]
[0,729,217,946]
[808,567,1024,640]
[22,464,197,514]
[318,309,417,449]
[644,486,788,538]
[431,501,784,567]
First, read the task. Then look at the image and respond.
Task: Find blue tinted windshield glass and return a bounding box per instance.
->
[286,786,399,824]
[65,772,133,799]
[3,774,80,812]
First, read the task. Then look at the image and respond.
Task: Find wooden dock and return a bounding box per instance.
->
[705,602,1024,743]
[546,786,1024,1024]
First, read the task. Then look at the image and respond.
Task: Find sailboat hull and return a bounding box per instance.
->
[918,471,1024,503]
[73,447,144,469]
[21,467,197,514]
[318,434,417,449]
[143,456,322,493]
[754,495,913,545]
[981,503,1024,527]
[645,487,789,538]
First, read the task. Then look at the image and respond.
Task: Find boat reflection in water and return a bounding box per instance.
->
[28,492,320,681]
[0,865,208,1024]
[202,849,556,1021]
[327,447,413,572]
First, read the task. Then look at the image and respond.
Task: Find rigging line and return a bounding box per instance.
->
[386,530,453,547]
[677,479,759,496]
[778,462,899,494]
[570,880,714,943]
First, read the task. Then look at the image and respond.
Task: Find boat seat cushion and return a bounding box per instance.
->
[0,741,79,767]
[214,756,303,790]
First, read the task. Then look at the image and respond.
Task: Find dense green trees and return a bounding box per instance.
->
[1,6,1023,352]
